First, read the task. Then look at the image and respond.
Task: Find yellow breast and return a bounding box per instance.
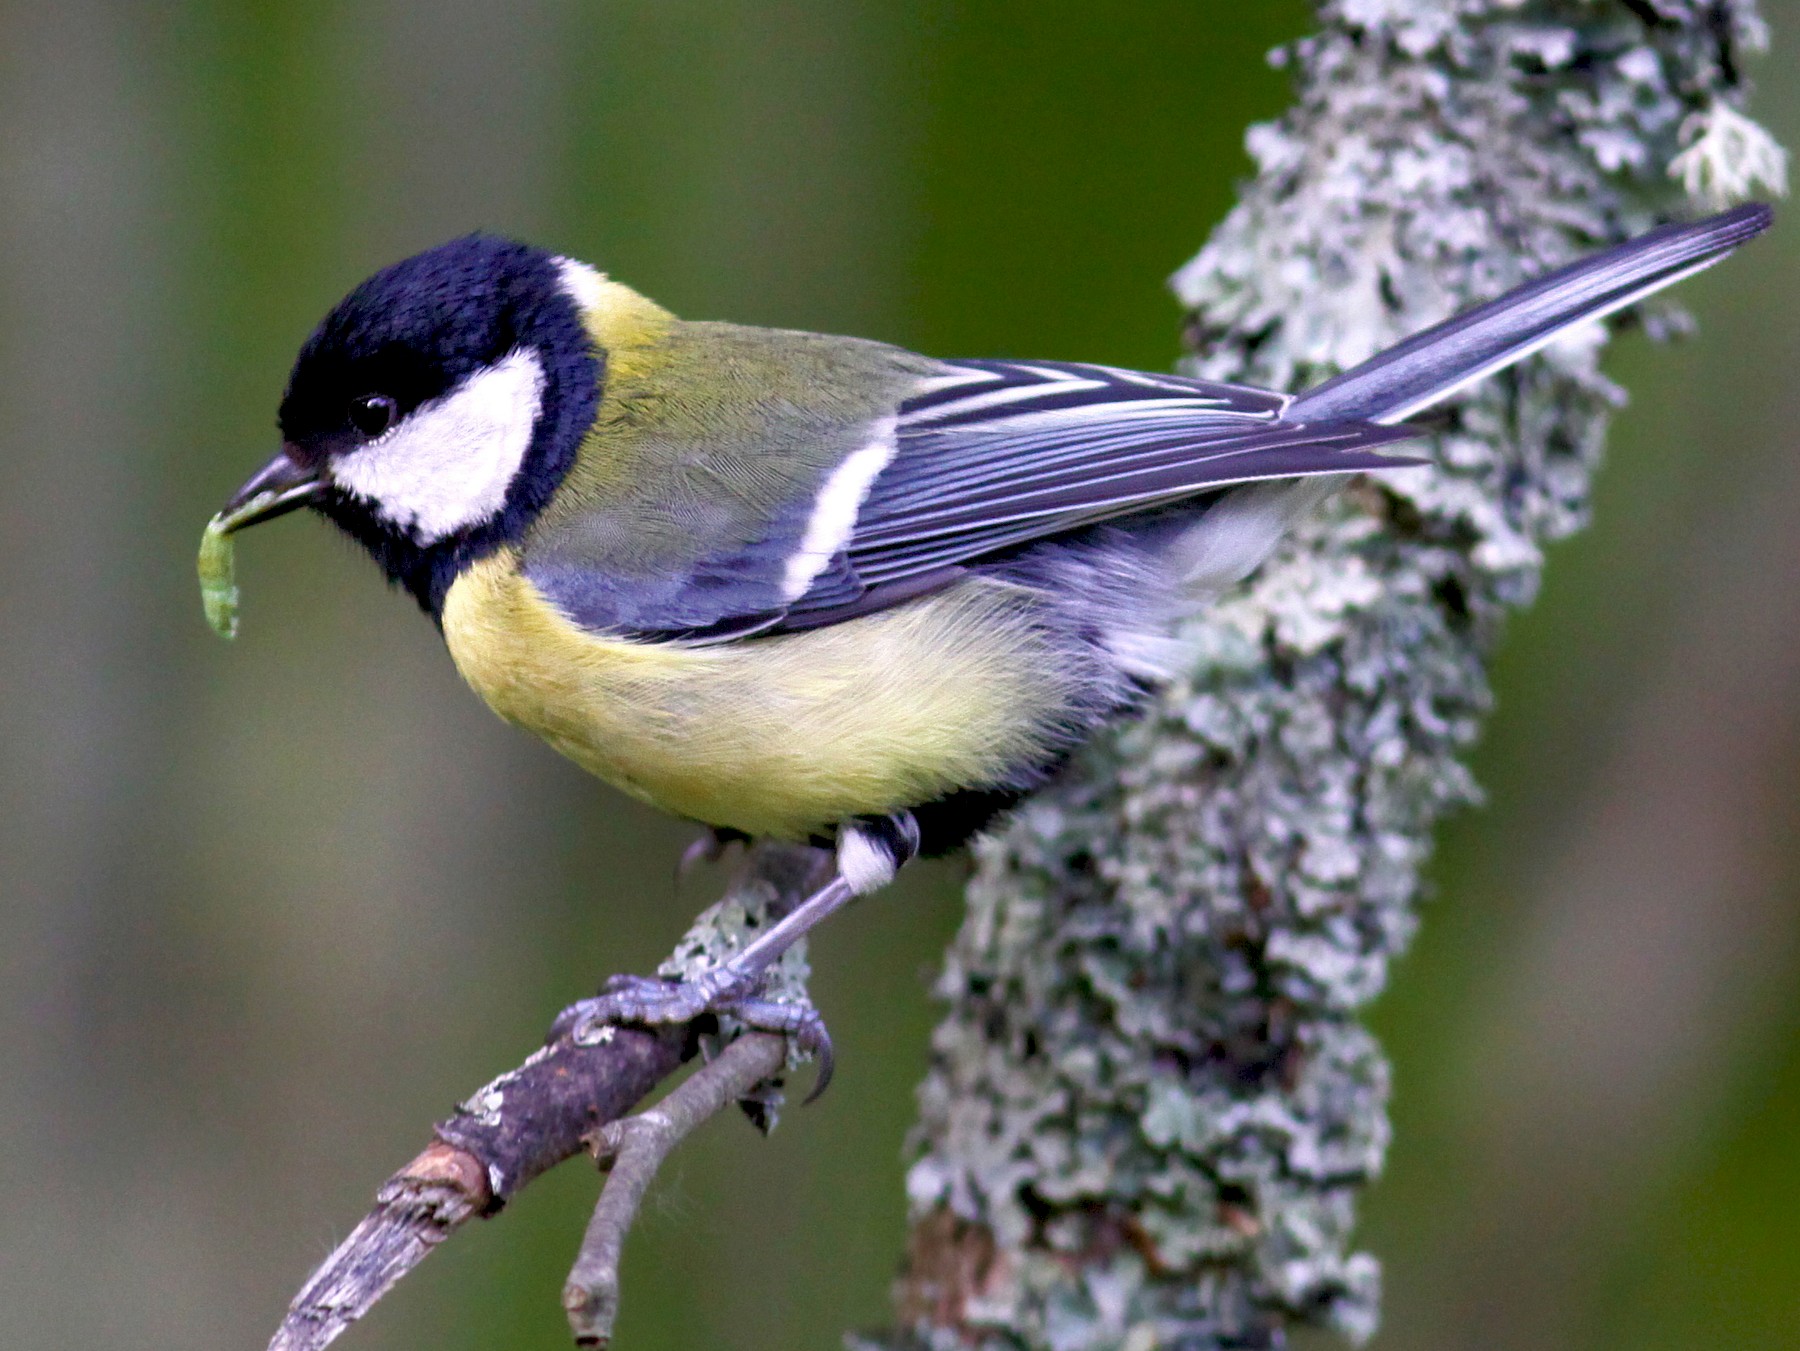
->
[439,551,1076,839]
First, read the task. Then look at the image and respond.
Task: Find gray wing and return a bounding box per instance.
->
[526,207,1770,642]
[526,353,1418,643]
[769,359,1419,631]
[777,204,1779,631]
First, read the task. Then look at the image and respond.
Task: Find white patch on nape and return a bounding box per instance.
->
[554,256,609,316]
[331,349,547,544]
[780,416,897,601]
[1164,476,1345,595]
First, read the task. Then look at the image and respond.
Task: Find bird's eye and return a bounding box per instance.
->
[349,394,398,438]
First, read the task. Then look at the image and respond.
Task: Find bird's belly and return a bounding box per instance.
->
[440,551,1081,839]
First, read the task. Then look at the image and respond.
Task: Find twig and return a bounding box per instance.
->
[563,1033,790,1347]
[266,1142,487,1351]
[265,841,826,1351]
[268,1024,687,1351]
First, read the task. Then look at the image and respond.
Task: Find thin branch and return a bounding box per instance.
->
[266,1142,487,1351]
[564,1032,790,1347]
[268,1025,687,1351]
[265,842,826,1351]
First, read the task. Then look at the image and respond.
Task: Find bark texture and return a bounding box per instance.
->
[879,5,1784,1348]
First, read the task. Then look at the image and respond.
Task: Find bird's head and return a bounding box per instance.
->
[216,235,602,613]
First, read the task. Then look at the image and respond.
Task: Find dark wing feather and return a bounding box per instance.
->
[771,359,1420,630]
[527,208,1775,643]
[532,354,1420,642]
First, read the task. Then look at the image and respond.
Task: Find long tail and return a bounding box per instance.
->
[1287,203,1773,427]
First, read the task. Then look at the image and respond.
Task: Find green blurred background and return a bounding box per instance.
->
[2,4,1796,1348]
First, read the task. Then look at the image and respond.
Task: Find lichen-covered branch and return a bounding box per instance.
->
[264,842,823,1351]
[878,5,1783,1349]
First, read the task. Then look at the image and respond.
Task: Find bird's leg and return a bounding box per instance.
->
[552,813,921,1098]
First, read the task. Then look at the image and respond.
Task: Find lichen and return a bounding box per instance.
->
[881,5,1782,1349]
[659,842,822,1124]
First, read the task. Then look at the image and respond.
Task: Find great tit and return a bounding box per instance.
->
[209,203,1770,1056]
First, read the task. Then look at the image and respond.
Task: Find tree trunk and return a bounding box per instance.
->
[878,5,1784,1348]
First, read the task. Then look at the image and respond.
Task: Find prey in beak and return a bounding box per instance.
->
[214,449,327,534]
[198,450,327,639]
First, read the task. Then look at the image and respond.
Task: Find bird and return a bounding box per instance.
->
[207,203,1771,1079]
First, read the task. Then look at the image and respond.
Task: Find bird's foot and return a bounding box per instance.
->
[552,972,836,1100]
[550,814,918,1105]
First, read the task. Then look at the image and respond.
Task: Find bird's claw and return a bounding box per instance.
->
[719,995,835,1102]
[551,974,835,1100]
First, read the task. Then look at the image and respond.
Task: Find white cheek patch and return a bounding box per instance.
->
[781,417,898,601]
[331,349,547,544]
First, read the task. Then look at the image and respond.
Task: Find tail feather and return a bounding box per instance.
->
[1287,204,1773,427]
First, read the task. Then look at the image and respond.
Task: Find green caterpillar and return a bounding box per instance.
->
[198,515,239,640]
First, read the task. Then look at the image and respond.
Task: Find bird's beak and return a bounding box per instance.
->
[215,449,326,533]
